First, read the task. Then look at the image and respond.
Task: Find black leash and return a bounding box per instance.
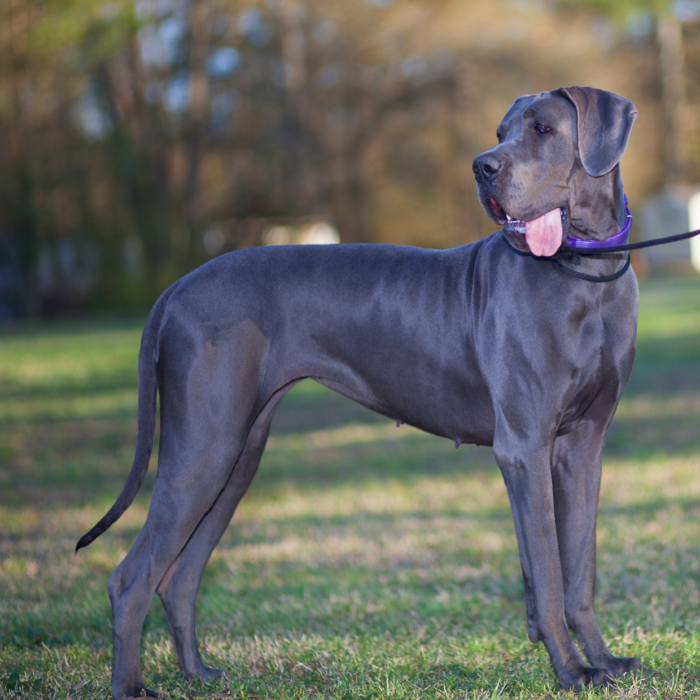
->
[552,253,631,283]
[552,227,700,283]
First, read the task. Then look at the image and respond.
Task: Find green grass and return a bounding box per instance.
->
[1,277,700,699]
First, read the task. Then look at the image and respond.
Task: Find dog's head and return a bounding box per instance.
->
[472,86,638,257]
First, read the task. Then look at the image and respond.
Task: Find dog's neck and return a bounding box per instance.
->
[567,165,626,242]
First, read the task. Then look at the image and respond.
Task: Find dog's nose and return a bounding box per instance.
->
[472,154,502,181]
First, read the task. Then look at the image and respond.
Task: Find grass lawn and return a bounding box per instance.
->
[1,275,700,699]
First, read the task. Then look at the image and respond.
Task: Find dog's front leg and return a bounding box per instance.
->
[552,422,641,678]
[493,432,610,691]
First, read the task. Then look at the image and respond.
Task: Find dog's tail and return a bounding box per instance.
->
[75,287,174,553]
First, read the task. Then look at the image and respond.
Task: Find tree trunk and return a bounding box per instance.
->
[183,0,209,252]
[281,4,311,214]
[5,0,38,315]
[657,13,686,183]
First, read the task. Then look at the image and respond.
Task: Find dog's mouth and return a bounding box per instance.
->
[487,196,507,224]
[489,196,567,257]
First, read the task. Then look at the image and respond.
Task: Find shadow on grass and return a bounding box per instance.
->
[5,491,699,654]
[0,436,500,511]
[3,375,700,511]
[0,377,138,402]
[100,487,700,556]
[1,556,528,650]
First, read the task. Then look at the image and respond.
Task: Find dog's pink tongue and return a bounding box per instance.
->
[525,208,562,257]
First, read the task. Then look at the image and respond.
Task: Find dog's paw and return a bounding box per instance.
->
[185,666,226,682]
[200,666,226,682]
[601,655,642,678]
[560,666,612,692]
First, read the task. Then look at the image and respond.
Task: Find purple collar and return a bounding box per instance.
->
[565,195,631,250]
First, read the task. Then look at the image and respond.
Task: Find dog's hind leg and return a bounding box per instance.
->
[107,439,242,699]
[552,422,641,678]
[155,382,299,683]
[107,319,277,699]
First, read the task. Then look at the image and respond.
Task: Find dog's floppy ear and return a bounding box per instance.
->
[558,86,638,177]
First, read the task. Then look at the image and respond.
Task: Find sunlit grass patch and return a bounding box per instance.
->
[1,276,700,698]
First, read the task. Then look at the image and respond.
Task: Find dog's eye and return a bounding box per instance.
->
[535,123,551,135]
[496,130,502,143]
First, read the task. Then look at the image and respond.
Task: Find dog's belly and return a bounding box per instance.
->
[307,346,496,447]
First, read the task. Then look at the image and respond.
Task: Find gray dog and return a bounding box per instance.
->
[78,86,641,698]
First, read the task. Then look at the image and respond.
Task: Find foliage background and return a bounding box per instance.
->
[3,0,700,316]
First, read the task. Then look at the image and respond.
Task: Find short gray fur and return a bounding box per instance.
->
[78,86,641,698]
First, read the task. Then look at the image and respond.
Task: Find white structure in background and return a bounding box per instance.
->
[262,226,294,246]
[638,186,700,273]
[262,221,340,246]
[295,222,340,245]
[693,193,700,272]
[201,218,340,257]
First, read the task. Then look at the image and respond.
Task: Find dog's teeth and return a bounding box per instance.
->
[506,214,512,221]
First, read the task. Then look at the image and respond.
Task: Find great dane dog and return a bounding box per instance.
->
[78,86,642,698]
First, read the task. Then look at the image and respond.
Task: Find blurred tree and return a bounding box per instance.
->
[2,0,40,316]
[657,10,686,181]
[558,0,697,183]
[0,0,690,316]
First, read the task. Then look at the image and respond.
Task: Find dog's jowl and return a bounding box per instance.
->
[78,86,641,698]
